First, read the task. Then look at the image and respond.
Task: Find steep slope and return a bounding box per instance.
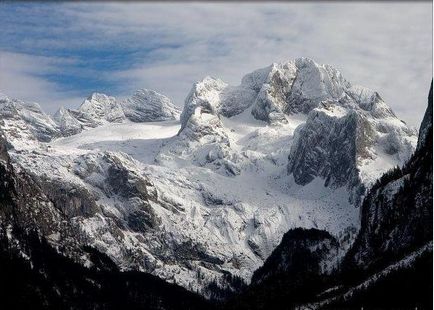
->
[0,137,211,310]
[0,59,419,298]
[53,107,83,136]
[229,83,432,310]
[343,82,432,273]
[122,89,180,122]
[79,92,125,124]
[226,229,339,310]
[317,243,432,310]
[0,94,61,145]
[288,89,415,191]
[0,234,214,310]
[312,85,433,308]
[225,227,356,310]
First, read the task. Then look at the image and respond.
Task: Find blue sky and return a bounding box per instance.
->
[0,2,432,126]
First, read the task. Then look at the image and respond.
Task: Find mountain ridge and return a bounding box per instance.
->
[0,58,421,297]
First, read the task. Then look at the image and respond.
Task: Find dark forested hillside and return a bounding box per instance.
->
[0,231,212,310]
[225,228,340,310]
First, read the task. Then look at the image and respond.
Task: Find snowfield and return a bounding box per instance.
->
[0,58,417,296]
[50,120,180,164]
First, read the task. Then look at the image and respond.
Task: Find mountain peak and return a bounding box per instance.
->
[85,92,115,101]
[79,92,124,124]
[177,58,417,192]
[122,88,180,122]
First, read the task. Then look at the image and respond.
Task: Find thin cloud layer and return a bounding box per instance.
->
[0,2,431,126]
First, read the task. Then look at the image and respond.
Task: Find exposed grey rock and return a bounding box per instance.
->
[345,83,433,271]
[79,92,125,124]
[287,91,415,194]
[0,95,61,143]
[180,76,228,131]
[250,62,296,122]
[53,106,83,136]
[417,82,433,150]
[122,89,180,123]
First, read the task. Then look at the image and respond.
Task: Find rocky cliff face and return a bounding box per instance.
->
[79,93,125,124]
[122,89,180,122]
[287,109,362,195]
[53,106,83,136]
[227,83,432,310]
[287,81,415,193]
[0,95,61,145]
[344,82,432,272]
[314,84,433,308]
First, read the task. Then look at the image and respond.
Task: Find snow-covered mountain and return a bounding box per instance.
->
[0,58,418,297]
[123,89,180,122]
[0,89,181,141]
[225,82,432,310]
[0,94,61,145]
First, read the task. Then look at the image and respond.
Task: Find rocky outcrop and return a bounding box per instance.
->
[288,108,361,188]
[161,109,240,176]
[78,92,125,124]
[53,107,83,136]
[344,82,433,271]
[287,93,415,193]
[248,62,296,123]
[179,76,229,131]
[0,95,61,144]
[122,89,180,123]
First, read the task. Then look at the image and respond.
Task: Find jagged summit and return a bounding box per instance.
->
[78,92,125,124]
[180,76,229,131]
[122,88,180,122]
[53,106,83,136]
[178,58,417,188]
[179,58,407,132]
[0,95,60,144]
[0,88,182,144]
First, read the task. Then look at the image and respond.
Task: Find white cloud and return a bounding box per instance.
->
[0,51,83,113]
